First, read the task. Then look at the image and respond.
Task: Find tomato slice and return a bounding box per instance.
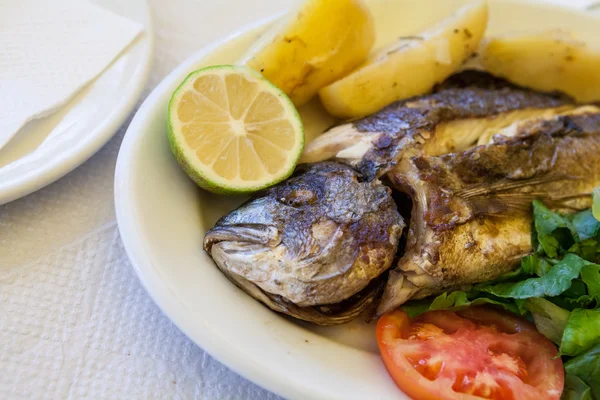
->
[376,307,564,400]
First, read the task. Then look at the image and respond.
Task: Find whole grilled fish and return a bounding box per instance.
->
[204,162,404,325]
[378,109,600,314]
[302,71,600,315]
[302,71,574,180]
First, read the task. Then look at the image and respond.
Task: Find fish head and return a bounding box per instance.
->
[204,162,404,312]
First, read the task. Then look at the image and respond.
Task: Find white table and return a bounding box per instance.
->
[0,1,293,398]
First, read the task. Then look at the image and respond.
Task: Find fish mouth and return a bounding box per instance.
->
[204,223,284,287]
[205,220,388,325]
[203,224,281,252]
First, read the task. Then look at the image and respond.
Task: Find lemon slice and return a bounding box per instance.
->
[168,65,304,194]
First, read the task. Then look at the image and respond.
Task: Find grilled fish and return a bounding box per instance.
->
[302,71,600,314]
[204,71,599,324]
[302,71,574,180]
[378,110,600,314]
[204,162,404,325]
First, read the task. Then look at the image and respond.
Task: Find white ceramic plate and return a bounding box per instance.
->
[115,1,599,399]
[0,0,152,206]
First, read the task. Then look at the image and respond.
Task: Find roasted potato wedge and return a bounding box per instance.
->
[318,1,488,118]
[241,0,375,107]
[480,29,600,102]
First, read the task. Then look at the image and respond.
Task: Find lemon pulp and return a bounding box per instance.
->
[168,65,304,194]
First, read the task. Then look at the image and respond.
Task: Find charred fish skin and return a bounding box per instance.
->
[204,162,404,325]
[378,111,600,315]
[301,71,574,180]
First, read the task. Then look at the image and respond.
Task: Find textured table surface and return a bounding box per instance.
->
[0,0,293,398]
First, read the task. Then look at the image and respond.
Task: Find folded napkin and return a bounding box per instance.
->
[0,0,142,150]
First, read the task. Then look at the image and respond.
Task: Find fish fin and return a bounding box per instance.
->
[456,174,579,215]
[455,174,574,198]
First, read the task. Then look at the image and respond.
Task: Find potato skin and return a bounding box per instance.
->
[245,0,375,107]
[480,30,600,103]
[319,1,488,119]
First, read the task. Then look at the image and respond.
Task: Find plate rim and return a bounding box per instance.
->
[114,2,597,399]
[114,12,314,400]
[0,1,154,206]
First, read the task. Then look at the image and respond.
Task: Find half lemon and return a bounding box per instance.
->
[168,65,304,194]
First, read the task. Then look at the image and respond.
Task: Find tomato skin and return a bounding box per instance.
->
[376,307,564,400]
[377,311,433,400]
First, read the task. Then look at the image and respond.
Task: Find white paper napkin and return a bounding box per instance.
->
[0,0,142,150]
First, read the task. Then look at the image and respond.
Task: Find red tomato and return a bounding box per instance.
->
[376,307,564,400]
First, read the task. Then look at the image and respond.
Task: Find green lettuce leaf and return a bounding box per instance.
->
[564,344,600,399]
[533,200,578,257]
[569,239,599,263]
[479,254,589,299]
[593,187,600,222]
[402,291,521,319]
[562,375,593,400]
[560,309,600,357]
[522,253,552,277]
[562,280,589,300]
[580,264,600,303]
[524,298,570,345]
[572,210,600,241]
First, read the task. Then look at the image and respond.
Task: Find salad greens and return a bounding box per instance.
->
[403,193,600,399]
[565,345,600,399]
[593,187,600,222]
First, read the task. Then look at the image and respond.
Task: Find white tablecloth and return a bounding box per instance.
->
[0,0,294,398]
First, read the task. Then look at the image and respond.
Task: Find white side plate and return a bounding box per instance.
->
[0,0,152,205]
[115,1,599,399]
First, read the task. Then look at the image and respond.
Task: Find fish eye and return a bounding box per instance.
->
[277,187,318,207]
